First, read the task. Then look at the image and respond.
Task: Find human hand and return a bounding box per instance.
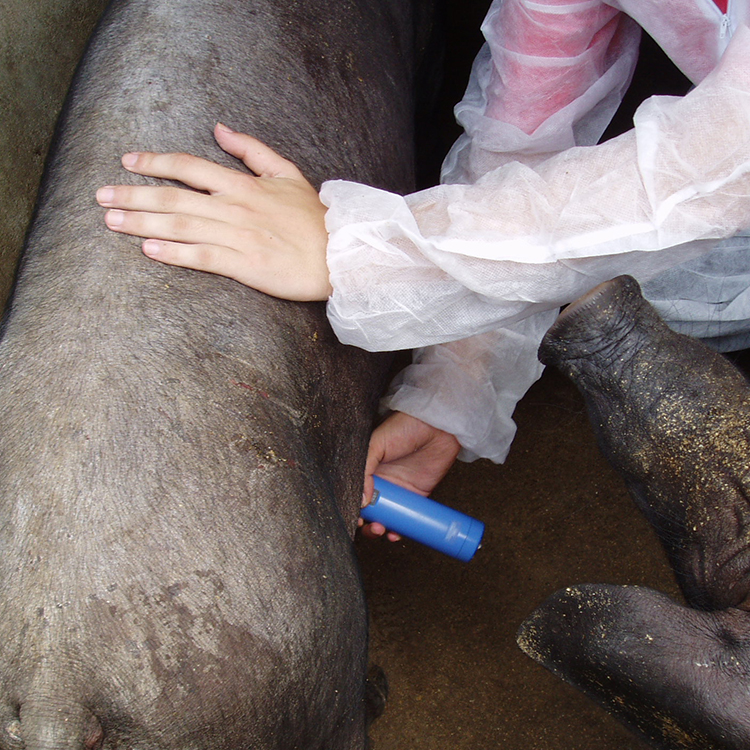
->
[96,123,331,301]
[361,411,461,542]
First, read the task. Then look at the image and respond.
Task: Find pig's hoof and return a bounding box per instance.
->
[539,275,649,369]
[554,275,640,329]
[518,583,750,749]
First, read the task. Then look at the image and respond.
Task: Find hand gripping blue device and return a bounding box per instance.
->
[360,476,485,562]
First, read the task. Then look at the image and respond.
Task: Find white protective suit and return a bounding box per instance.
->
[320,0,750,462]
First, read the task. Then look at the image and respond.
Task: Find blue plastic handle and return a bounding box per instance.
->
[360,476,484,562]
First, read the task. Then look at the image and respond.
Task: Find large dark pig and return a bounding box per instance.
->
[0,1,430,747]
[518,275,750,749]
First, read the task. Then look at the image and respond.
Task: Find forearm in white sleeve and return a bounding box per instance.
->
[385,0,639,461]
[442,0,642,184]
[381,311,557,462]
[394,0,640,460]
[323,24,750,352]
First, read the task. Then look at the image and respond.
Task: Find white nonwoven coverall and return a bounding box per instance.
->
[320,0,750,463]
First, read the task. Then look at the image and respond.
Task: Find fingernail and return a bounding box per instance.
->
[216,122,234,134]
[97,187,115,205]
[143,239,161,257]
[122,153,139,168]
[105,209,124,227]
[361,492,368,508]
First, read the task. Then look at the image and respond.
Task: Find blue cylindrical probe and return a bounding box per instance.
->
[360,476,484,562]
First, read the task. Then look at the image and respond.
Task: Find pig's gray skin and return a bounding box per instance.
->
[0,1,430,748]
[518,275,750,749]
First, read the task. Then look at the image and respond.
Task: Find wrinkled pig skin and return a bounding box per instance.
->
[518,275,750,749]
[0,1,430,748]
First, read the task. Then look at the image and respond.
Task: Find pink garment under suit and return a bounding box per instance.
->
[321,0,750,462]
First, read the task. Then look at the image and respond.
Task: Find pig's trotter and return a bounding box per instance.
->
[540,275,750,612]
[524,275,750,748]
[518,584,750,749]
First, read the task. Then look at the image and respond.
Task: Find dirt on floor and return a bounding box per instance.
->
[357,363,682,750]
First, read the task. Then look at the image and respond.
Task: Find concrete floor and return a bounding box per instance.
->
[3,2,698,747]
